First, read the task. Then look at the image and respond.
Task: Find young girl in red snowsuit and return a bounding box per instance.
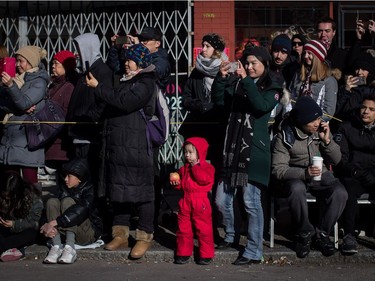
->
[170,137,215,265]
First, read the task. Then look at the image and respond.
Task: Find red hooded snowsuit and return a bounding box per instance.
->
[175,137,215,258]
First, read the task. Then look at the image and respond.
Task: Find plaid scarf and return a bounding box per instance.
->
[221,87,254,188]
[299,71,312,97]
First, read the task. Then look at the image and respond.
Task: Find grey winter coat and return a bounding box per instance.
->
[94,67,157,203]
[289,75,338,122]
[272,116,341,181]
[0,65,49,167]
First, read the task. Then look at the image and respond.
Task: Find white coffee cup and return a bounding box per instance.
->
[312,156,324,181]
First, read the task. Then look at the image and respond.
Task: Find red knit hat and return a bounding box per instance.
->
[304,40,327,62]
[53,50,76,71]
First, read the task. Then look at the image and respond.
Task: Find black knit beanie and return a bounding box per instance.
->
[354,52,375,75]
[202,33,225,52]
[272,34,292,55]
[291,96,322,126]
[242,46,272,65]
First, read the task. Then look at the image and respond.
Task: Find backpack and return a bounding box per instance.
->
[140,85,170,148]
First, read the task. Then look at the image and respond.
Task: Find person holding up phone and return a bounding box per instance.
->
[0,45,49,184]
[334,51,375,131]
[212,45,282,265]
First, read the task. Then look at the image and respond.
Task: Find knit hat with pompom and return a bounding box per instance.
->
[15,46,47,68]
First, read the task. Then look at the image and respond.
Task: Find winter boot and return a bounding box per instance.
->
[129,229,153,259]
[104,225,129,251]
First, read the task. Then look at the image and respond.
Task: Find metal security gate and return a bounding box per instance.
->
[0,1,192,167]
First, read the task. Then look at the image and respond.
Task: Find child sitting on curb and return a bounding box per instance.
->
[40,158,103,264]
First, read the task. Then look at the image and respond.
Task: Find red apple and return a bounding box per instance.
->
[169,172,180,182]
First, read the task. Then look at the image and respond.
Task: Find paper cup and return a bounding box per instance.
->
[312,156,323,181]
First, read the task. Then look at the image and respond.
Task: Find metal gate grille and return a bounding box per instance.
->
[0,5,191,166]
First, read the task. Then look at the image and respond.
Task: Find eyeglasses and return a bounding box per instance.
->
[292,41,303,47]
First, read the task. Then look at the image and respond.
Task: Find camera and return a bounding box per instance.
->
[228,62,239,73]
[353,76,366,86]
[116,35,130,45]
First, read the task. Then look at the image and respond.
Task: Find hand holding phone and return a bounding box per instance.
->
[116,36,131,45]
[353,76,366,86]
[0,57,16,77]
[228,62,239,73]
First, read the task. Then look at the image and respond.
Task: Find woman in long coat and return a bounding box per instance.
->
[0,46,49,184]
[212,46,282,265]
[86,44,157,260]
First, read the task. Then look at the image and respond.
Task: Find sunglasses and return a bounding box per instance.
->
[293,41,303,47]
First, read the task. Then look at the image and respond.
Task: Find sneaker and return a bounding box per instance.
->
[197,258,212,265]
[44,245,63,264]
[341,233,358,254]
[295,232,311,258]
[0,248,24,262]
[174,256,190,264]
[58,245,77,264]
[313,232,335,257]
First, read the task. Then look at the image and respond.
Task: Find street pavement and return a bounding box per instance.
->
[1,259,375,281]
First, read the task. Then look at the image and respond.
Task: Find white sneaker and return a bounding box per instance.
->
[44,245,62,264]
[58,245,77,264]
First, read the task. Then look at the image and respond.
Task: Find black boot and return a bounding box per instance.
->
[295,232,312,258]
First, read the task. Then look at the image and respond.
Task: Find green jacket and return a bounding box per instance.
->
[211,74,282,187]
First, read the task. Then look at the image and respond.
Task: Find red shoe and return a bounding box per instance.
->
[1,248,24,262]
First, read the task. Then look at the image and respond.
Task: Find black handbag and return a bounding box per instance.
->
[24,98,66,151]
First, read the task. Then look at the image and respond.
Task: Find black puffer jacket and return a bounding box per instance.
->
[94,68,157,203]
[55,158,103,239]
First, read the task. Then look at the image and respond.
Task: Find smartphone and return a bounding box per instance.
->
[116,36,130,45]
[228,62,239,73]
[85,61,90,78]
[353,76,366,86]
[0,57,16,77]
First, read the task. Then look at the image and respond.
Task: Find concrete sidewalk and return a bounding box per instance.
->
[25,226,375,265]
[34,180,375,265]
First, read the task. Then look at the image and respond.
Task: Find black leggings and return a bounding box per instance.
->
[0,228,38,253]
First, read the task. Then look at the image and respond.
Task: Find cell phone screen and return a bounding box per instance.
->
[116,36,129,45]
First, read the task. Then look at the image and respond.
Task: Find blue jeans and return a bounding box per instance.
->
[215,181,264,260]
[215,180,237,243]
[242,182,263,260]
[215,181,263,260]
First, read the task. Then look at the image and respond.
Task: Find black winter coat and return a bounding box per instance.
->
[55,159,103,239]
[335,114,375,178]
[94,69,157,203]
[66,59,113,143]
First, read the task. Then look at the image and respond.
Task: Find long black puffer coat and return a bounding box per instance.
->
[94,69,157,203]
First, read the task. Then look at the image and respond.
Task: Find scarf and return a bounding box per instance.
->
[221,84,255,188]
[299,70,312,97]
[195,53,228,100]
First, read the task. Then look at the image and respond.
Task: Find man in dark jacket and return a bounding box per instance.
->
[269,33,292,88]
[316,17,348,75]
[66,33,113,202]
[334,93,375,254]
[272,96,347,259]
[40,158,103,264]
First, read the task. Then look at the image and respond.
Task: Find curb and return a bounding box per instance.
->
[24,244,375,265]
